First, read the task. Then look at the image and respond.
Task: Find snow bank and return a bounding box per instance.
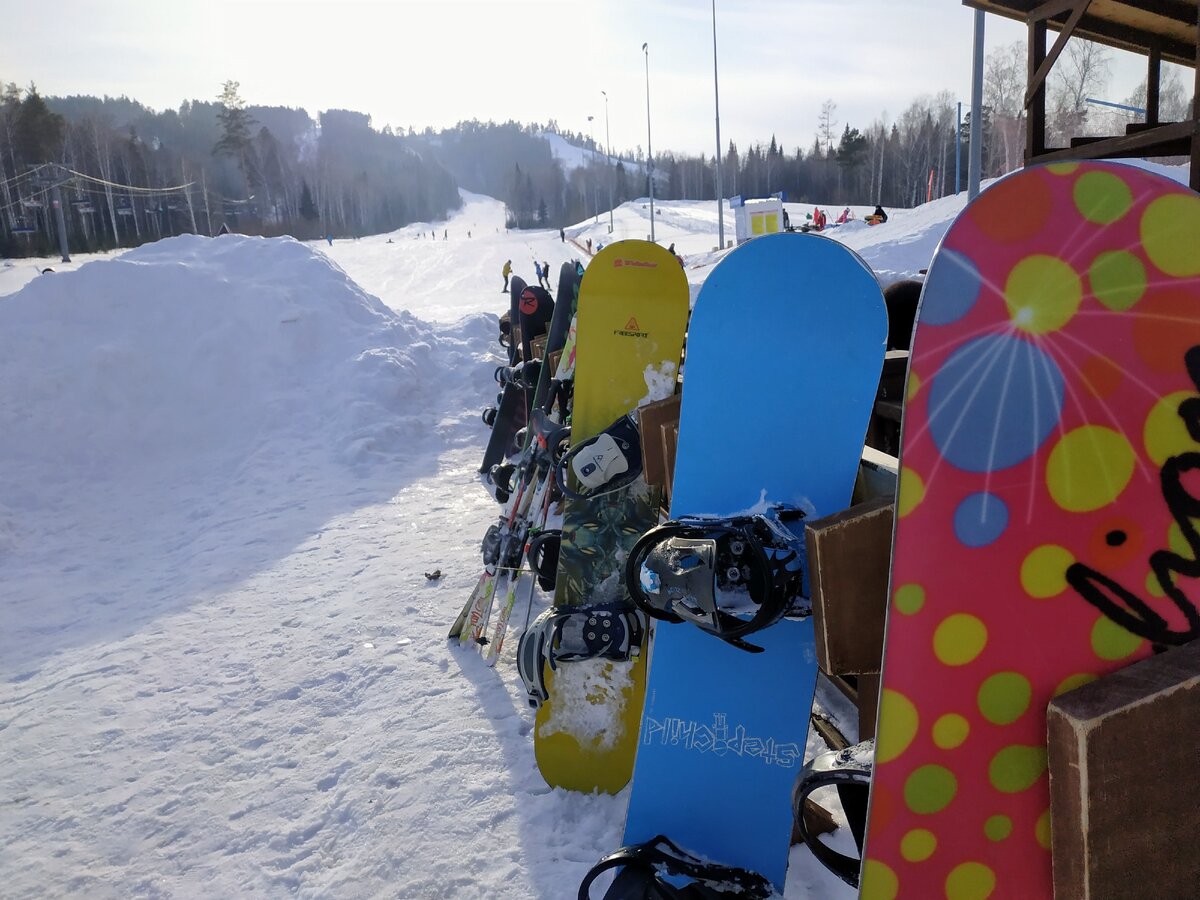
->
[0,234,492,485]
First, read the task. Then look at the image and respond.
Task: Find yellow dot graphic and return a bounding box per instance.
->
[877,690,920,764]
[1168,521,1191,557]
[977,672,1033,725]
[860,860,899,900]
[1074,170,1134,224]
[1047,162,1080,176]
[1144,391,1200,466]
[1146,570,1167,598]
[945,861,997,900]
[895,583,926,615]
[907,370,922,401]
[932,713,970,750]
[901,828,938,862]
[904,764,958,814]
[1046,426,1136,512]
[1141,194,1200,277]
[1004,255,1082,334]
[1020,545,1075,599]
[989,745,1047,793]
[1091,615,1144,661]
[899,467,926,517]
[985,814,1013,842]
[933,614,988,666]
[1088,250,1146,311]
[1036,808,1053,850]
[1054,673,1096,697]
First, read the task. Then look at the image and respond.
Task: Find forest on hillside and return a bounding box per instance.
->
[1,39,1191,257]
[0,81,461,258]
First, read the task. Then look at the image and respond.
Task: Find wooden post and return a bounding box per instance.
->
[1145,45,1161,126]
[1047,641,1200,899]
[1027,19,1048,160]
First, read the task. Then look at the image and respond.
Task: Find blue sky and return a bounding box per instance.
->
[4,0,1156,157]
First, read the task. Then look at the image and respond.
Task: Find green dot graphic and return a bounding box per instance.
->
[904,764,958,814]
[977,672,1032,725]
[989,745,1047,793]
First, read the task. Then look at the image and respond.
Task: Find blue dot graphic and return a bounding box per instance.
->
[954,493,1010,547]
[928,334,1065,472]
[921,249,983,326]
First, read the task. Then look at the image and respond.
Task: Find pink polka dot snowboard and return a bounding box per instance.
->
[861,162,1200,899]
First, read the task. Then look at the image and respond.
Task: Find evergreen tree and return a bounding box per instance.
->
[14,84,65,163]
[213,80,255,184]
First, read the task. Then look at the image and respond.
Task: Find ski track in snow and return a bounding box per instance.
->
[2,164,1187,898]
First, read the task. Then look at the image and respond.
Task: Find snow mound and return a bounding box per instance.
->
[0,234,490,488]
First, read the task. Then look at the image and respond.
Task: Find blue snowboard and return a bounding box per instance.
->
[621,233,886,891]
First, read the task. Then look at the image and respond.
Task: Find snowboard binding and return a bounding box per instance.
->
[526,529,561,592]
[517,602,645,709]
[626,505,810,653]
[481,406,498,428]
[494,359,541,390]
[481,520,525,572]
[577,834,774,900]
[556,413,643,501]
[792,739,874,888]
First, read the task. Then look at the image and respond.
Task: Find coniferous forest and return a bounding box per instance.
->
[1,43,1191,257]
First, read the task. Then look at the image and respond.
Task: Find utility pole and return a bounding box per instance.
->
[202,169,213,235]
[51,179,70,263]
[712,0,725,250]
[643,42,655,242]
[968,9,985,199]
[602,90,614,234]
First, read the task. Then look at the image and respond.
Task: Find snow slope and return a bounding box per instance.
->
[0,161,1188,898]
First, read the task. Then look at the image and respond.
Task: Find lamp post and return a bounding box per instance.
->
[587,115,598,223]
[712,0,725,250]
[601,89,614,233]
[642,41,655,242]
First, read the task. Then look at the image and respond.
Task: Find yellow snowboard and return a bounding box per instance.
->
[534,240,689,793]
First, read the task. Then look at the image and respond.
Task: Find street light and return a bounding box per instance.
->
[601,89,614,233]
[712,0,725,250]
[587,115,598,223]
[642,41,655,242]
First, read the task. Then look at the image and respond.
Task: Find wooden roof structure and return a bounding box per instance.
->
[963,0,1199,189]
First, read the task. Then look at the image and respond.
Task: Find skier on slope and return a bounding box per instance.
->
[502,259,512,292]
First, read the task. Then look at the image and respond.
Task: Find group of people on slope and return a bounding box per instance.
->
[501,258,553,293]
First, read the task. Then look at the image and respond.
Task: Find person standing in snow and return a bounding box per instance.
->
[533,260,543,287]
[541,261,550,289]
[502,260,512,293]
[559,227,565,242]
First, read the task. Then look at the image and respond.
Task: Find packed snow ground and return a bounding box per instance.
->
[0,162,1188,899]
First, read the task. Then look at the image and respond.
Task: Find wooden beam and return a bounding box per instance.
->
[1026,0,1094,108]
[1028,0,1088,23]
[1032,119,1196,159]
[1027,18,1049,159]
[1050,12,1197,65]
[1124,0,1200,29]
